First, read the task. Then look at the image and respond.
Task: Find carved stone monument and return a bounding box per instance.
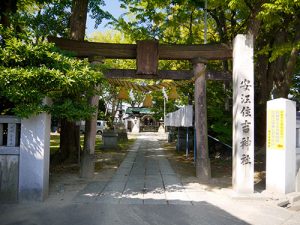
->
[232,34,254,194]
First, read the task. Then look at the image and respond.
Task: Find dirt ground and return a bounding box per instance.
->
[48,136,135,203]
[161,141,266,191]
[162,141,232,189]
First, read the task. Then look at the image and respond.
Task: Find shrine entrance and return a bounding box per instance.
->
[140,115,158,132]
[49,34,254,194]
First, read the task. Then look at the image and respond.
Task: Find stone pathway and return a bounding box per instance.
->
[1,133,300,225]
[74,133,192,205]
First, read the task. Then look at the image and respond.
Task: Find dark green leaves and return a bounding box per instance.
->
[0,27,104,119]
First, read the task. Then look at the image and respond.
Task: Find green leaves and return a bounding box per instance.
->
[47,99,97,121]
[0,27,104,120]
[207,80,232,144]
[88,0,113,28]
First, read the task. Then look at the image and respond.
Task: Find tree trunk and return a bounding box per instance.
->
[254,50,273,150]
[70,0,88,41]
[60,120,80,163]
[0,0,17,27]
[273,18,300,98]
[69,0,100,178]
[58,0,89,164]
[254,15,300,157]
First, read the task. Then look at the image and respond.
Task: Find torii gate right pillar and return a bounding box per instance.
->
[192,57,211,181]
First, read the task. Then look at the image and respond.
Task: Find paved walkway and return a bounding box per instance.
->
[75,133,192,205]
[1,133,300,225]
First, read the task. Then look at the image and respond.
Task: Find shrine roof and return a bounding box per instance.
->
[125,107,153,115]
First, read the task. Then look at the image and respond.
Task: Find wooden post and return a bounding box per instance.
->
[192,57,211,180]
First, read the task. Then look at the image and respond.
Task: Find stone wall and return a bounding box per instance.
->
[0,116,21,202]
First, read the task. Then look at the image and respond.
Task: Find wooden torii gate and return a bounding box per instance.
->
[49,35,254,194]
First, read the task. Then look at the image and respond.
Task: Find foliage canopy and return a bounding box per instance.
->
[0,27,104,120]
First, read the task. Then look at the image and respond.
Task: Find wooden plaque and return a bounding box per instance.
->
[136,40,159,75]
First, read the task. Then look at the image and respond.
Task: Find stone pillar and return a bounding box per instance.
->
[19,112,51,201]
[81,57,103,178]
[83,95,99,155]
[266,98,296,194]
[192,57,211,181]
[80,95,99,178]
[232,34,254,194]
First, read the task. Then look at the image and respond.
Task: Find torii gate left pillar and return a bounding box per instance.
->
[192,57,211,181]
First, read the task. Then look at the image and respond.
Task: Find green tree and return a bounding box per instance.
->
[0,0,111,165]
[0,27,103,120]
[113,0,300,152]
[1,0,113,41]
[249,1,300,149]
[112,0,233,143]
[3,0,108,165]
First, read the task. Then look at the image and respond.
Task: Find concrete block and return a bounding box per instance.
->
[19,113,51,201]
[266,98,296,194]
[102,131,119,149]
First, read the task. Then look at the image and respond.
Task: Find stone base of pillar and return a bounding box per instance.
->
[196,158,211,181]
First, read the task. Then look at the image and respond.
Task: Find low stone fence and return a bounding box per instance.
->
[0,116,21,202]
[0,113,51,202]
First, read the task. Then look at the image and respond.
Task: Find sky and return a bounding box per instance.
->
[86,0,125,36]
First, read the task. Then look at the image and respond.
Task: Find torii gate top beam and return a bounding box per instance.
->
[48,37,232,60]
